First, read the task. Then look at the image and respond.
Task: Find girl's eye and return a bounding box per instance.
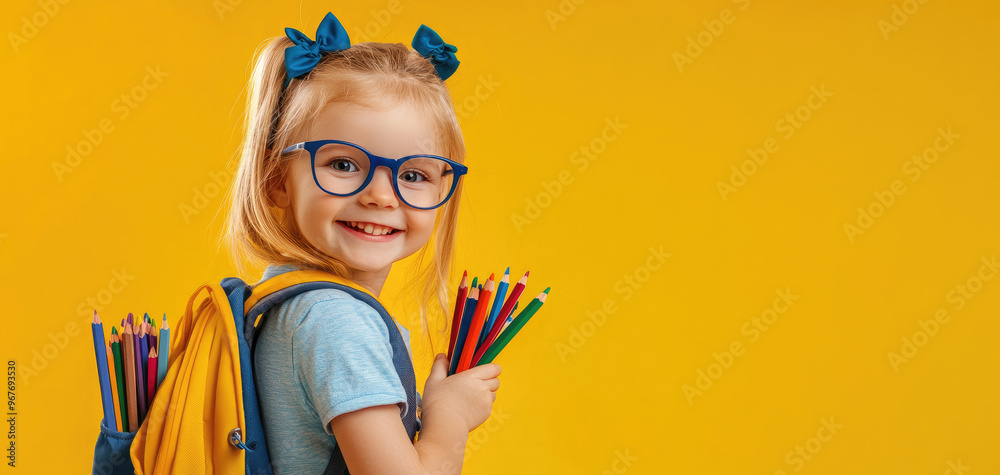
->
[326,158,359,172]
[400,169,429,183]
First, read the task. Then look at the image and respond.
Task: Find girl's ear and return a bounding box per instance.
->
[267,161,292,209]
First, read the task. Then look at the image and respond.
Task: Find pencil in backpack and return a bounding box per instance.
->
[157,314,170,388]
[90,311,116,430]
[105,341,123,431]
[122,324,138,432]
[134,323,147,422]
[111,330,129,432]
[146,347,158,408]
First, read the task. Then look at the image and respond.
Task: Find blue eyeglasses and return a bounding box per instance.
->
[281,139,468,210]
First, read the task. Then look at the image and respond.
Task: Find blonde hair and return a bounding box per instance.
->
[224,35,466,358]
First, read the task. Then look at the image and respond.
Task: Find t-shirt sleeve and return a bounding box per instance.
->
[291,292,407,436]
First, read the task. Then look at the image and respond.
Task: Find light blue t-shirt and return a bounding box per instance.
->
[253,264,419,474]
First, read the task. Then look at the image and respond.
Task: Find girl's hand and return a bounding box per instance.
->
[421,353,501,433]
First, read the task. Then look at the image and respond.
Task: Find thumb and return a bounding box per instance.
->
[428,353,449,382]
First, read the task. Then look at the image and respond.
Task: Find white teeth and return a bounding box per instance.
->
[345,221,394,236]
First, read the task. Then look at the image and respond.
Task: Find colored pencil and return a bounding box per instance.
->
[105,341,122,431]
[157,314,170,388]
[473,300,518,366]
[139,323,149,376]
[480,268,509,349]
[476,288,549,366]
[111,331,128,433]
[134,323,147,422]
[90,311,115,429]
[476,300,518,364]
[447,270,468,363]
[449,287,479,376]
[122,324,138,432]
[147,347,158,407]
[474,271,528,366]
[458,274,494,373]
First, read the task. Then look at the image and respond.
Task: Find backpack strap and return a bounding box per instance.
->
[226,270,419,475]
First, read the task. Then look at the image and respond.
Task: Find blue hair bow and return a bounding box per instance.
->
[411,25,460,81]
[282,12,351,89]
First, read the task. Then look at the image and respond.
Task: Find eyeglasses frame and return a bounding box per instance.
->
[280,139,468,210]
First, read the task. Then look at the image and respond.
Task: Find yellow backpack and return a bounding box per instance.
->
[91,270,419,474]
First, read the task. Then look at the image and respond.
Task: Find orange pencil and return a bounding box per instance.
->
[122,324,138,432]
[448,270,468,362]
[458,274,494,372]
[105,341,122,432]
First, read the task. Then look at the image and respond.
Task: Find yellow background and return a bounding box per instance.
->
[3,0,998,473]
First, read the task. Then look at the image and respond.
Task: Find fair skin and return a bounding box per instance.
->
[271,99,500,474]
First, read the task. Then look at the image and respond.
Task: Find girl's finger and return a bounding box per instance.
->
[466,363,501,379]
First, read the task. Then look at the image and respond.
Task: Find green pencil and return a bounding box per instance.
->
[476,287,549,365]
[111,328,129,432]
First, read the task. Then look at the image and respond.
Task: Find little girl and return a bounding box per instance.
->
[223,12,501,474]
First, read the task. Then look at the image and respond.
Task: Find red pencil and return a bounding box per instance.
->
[458,274,494,372]
[447,270,468,362]
[473,271,528,365]
[146,347,158,408]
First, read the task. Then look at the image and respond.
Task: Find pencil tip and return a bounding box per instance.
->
[543,287,550,293]
[92,311,101,324]
[112,326,118,335]
[504,267,510,274]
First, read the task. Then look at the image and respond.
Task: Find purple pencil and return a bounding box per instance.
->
[133,324,147,422]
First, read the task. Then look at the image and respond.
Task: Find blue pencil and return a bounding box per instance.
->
[479,267,509,348]
[157,314,170,388]
[450,287,479,375]
[91,311,115,428]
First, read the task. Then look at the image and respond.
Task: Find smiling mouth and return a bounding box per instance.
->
[337,221,403,236]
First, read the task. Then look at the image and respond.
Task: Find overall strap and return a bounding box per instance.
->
[236,271,419,475]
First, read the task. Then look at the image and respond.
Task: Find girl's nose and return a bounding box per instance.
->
[357,166,399,207]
